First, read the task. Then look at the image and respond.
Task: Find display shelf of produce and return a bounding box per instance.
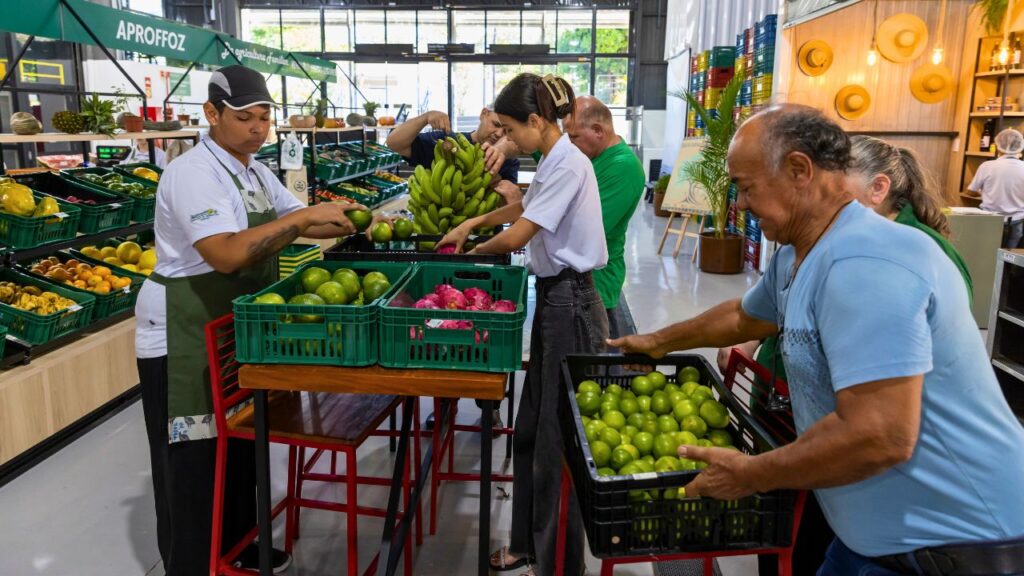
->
[324,162,402,186]
[993,355,1024,383]
[276,126,363,134]
[0,309,133,368]
[4,222,152,263]
[0,130,200,144]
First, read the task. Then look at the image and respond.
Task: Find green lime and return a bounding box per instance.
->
[363,271,388,288]
[362,278,391,303]
[599,428,622,448]
[605,384,624,397]
[657,415,679,434]
[619,398,640,417]
[315,281,350,305]
[300,266,331,294]
[597,467,617,477]
[609,446,635,471]
[707,429,734,447]
[700,399,730,429]
[288,293,325,323]
[393,217,414,240]
[640,419,659,435]
[674,431,699,447]
[576,392,602,417]
[681,381,700,397]
[370,222,393,243]
[637,396,652,413]
[590,440,612,467]
[677,457,698,471]
[631,375,654,396]
[349,209,373,232]
[602,410,626,431]
[648,371,667,390]
[621,425,639,439]
[655,456,679,473]
[633,432,655,456]
[681,415,708,438]
[577,380,602,396]
[254,292,285,305]
[673,399,698,422]
[651,392,672,415]
[654,434,680,459]
[626,413,646,430]
[679,366,701,383]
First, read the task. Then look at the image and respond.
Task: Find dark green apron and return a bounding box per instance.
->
[151,144,279,440]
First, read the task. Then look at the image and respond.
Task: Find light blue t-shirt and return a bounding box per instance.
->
[742,201,1024,557]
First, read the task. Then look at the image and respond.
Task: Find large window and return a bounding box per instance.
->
[596,11,630,54]
[453,11,486,53]
[241,9,282,49]
[417,10,449,54]
[521,11,556,49]
[323,10,352,53]
[355,10,386,45]
[281,10,321,52]
[487,11,521,48]
[557,11,593,54]
[595,58,628,106]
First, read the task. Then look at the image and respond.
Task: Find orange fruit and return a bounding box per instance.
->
[93,266,111,278]
[87,275,102,287]
[73,280,86,289]
[78,270,93,282]
[95,281,111,294]
[113,277,131,290]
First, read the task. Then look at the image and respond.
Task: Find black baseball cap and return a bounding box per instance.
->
[208,65,276,110]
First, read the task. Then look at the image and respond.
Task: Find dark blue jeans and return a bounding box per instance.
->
[817,538,906,576]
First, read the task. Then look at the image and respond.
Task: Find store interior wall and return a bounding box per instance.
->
[778,0,974,202]
[661,0,779,174]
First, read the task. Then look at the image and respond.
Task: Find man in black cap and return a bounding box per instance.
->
[135,65,367,575]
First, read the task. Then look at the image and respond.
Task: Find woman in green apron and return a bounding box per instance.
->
[135,65,368,575]
[719,134,974,576]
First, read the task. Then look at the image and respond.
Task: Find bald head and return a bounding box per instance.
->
[565,95,618,159]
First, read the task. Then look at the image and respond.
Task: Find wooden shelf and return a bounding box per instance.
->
[275,126,363,134]
[965,150,998,158]
[969,112,1024,118]
[975,69,1024,78]
[0,130,200,144]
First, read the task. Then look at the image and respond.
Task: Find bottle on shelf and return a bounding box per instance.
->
[1014,33,1022,69]
[981,118,996,152]
[991,44,1001,71]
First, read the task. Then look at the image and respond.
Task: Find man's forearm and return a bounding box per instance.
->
[471,201,523,228]
[385,113,430,158]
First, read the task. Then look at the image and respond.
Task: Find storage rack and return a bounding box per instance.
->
[959,34,1024,204]
[986,249,1024,420]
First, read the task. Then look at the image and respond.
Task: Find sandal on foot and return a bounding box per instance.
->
[490,546,529,572]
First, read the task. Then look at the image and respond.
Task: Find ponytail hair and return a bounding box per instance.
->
[849,135,951,238]
[494,73,576,125]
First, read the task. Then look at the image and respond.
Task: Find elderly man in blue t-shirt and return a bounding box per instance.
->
[611,104,1024,575]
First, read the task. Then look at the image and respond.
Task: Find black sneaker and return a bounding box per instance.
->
[233,544,292,574]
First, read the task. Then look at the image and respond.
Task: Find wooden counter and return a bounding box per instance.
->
[0,319,139,465]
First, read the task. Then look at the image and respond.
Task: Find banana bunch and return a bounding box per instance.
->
[0,281,76,315]
[408,134,501,235]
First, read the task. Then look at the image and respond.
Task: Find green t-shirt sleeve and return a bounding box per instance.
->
[531,150,542,163]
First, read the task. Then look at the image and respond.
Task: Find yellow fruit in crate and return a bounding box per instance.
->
[95,281,111,295]
[139,269,152,277]
[112,277,132,290]
[121,264,138,273]
[132,167,159,182]
[87,275,102,288]
[0,182,36,216]
[138,249,157,271]
[99,246,118,259]
[116,241,142,264]
[93,266,111,279]
[103,257,125,267]
[33,197,59,217]
[80,246,102,259]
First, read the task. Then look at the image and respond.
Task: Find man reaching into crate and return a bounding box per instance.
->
[611,104,1024,575]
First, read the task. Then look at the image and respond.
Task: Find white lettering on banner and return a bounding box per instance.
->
[115,20,186,52]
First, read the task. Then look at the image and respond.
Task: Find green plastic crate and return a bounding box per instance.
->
[0,324,7,359]
[14,172,133,234]
[379,262,527,373]
[233,260,413,366]
[0,268,96,344]
[35,249,146,319]
[0,190,81,249]
[113,162,163,178]
[62,167,155,223]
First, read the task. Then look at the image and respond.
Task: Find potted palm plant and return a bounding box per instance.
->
[671,74,745,274]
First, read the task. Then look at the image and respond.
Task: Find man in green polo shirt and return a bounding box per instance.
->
[564,96,646,337]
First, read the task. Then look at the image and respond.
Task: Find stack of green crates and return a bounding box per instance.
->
[279,244,322,279]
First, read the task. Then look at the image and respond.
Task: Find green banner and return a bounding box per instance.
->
[0,0,337,83]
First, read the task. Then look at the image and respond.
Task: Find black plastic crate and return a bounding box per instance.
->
[325,233,511,265]
[559,353,797,558]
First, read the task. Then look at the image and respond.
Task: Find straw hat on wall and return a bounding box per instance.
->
[877,13,929,63]
[797,40,834,76]
[910,64,955,103]
[835,85,871,120]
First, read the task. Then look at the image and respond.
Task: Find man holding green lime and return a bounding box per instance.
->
[612,105,1024,575]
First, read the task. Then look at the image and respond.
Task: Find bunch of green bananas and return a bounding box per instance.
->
[407,134,501,235]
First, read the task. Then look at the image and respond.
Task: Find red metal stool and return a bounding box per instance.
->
[554,349,806,576]
[205,313,416,576]
[427,371,516,535]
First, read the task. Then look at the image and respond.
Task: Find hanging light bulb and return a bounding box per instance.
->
[867,46,878,66]
[867,0,879,67]
[931,47,944,65]
[999,41,1010,66]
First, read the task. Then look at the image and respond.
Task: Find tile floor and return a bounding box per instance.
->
[0,200,764,576]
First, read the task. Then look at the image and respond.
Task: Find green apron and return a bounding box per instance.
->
[151,143,279,442]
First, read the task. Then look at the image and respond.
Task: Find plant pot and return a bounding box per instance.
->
[653,190,670,217]
[698,232,744,274]
[177,114,191,124]
[123,115,144,133]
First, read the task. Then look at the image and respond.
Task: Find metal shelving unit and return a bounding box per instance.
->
[987,249,1024,419]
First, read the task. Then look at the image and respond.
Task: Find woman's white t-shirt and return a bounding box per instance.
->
[520,134,608,278]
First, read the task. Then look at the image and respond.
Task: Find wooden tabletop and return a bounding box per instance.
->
[238,364,507,401]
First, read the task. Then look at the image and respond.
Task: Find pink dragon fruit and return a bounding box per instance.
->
[437,244,457,255]
[414,297,441,309]
[490,300,516,313]
[442,290,468,310]
[434,284,457,296]
[464,287,494,310]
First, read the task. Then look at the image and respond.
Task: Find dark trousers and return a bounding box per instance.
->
[138,357,257,576]
[510,271,608,576]
[758,493,834,576]
[1002,218,1023,249]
